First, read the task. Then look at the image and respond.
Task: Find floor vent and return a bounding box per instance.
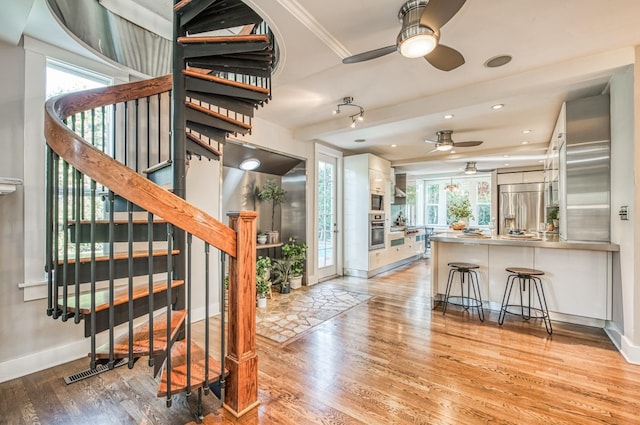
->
[64,358,128,384]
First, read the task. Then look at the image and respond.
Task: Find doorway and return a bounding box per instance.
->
[317,152,339,280]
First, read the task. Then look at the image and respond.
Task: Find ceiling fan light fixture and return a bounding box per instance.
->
[464,162,477,175]
[436,143,453,152]
[398,26,437,58]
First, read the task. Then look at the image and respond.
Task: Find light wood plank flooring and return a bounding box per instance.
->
[2,259,640,424]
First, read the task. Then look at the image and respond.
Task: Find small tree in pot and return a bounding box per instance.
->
[282,237,307,289]
[258,179,286,243]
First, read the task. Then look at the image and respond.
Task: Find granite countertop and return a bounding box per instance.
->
[430,232,619,252]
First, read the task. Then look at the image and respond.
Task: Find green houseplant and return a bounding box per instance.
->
[256,256,272,307]
[257,179,286,242]
[447,193,474,227]
[282,237,307,289]
[271,257,292,294]
[547,206,559,229]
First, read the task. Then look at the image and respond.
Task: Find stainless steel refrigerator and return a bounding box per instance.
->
[499,183,545,234]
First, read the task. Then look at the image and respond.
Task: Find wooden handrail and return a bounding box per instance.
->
[44,77,237,257]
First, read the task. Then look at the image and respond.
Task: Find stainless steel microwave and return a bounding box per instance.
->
[371,193,384,212]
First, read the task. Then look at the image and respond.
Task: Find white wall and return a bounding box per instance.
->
[608,61,640,363]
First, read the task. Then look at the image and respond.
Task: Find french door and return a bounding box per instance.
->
[316,153,338,279]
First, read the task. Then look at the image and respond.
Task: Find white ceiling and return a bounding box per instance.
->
[9,0,640,177]
[240,0,640,176]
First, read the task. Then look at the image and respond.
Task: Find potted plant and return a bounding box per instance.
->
[270,257,292,294]
[447,193,473,229]
[257,179,286,243]
[256,275,270,308]
[256,255,272,282]
[282,237,307,289]
[257,231,268,245]
[547,206,559,229]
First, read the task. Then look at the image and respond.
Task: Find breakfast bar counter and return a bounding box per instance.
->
[430,233,619,325]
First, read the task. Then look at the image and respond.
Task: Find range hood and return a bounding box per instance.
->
[223,141,303,176]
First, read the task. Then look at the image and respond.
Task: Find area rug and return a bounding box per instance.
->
[256,284,372,344]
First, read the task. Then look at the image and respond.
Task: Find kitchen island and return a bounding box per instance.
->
[431,232,619,326]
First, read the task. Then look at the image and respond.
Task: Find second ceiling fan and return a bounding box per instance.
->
[425,130,483,152]
[342,0,467,71]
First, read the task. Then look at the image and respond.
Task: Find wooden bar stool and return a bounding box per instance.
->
[442,262,484,322]
[498,267,552,334]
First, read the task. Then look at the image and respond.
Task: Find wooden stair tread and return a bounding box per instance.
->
[186,133,222,157]
[157,340,225,397]
[185,101,252,130]
[93,310,187,359]
[57,249,179,265]
[178,34,269,45]
[183,69,270,95]
[173,0,193,12]
[59,280,185,314]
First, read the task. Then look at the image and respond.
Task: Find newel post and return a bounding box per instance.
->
[224,211,258,417]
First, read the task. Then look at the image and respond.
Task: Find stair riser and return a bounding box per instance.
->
[84,289,179,337]
[146,164,173,187]
[55,254,176,286]
[186,121,227,143]
[183,42,270,59]
[69,222,168,243]
[187,59,271,78]
[185,107,251,135]
[187,139,221,161]
[186,76,269,102]
[186,90,256,117]
[177,0,218,27]
[184,4,262,34]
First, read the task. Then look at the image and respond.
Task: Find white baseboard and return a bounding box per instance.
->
[0,339,89,383]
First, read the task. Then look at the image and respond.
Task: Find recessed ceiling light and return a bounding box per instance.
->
[444,114,454,119]
[484,55,512,68]
[450,150,456,154]
[391,144,397,147]
[522,129,532,134]
[239,158,260,171]
[491,104,504,110]
[521,141,529,145]
[538,160,544,163]
[504,163,510,166]
[354,138,366,143]
[503,154,509,158]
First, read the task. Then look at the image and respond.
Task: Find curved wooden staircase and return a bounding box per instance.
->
[44,0,273,419]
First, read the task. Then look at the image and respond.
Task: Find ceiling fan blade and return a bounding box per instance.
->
[420,0,467,30]
[453,141,483,147]
[342,45,397,64]
[424,139,437,144]
[425,44,465,71]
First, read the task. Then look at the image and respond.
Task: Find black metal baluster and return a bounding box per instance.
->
[219,252,226,402]
[52,154,60,319]
[204,242,210,394]
[61,161,69,322]
[168,91,172,162]
[90,179,97,370]
[46,147,54,317]
[127,200,134,368]
[74,169,81,324]
[186,233,192,396]
[134,99,139,172]
[157,93,162,164]
[166,223,173,407]
[124,101,129,167]
[108,191,115,370]
[146,96,151,170]
[112,103,117,160]
[148,212,155,367]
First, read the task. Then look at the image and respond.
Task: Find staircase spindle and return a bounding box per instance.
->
[219,251,226,402]
[74,169,82,324]
[146,96,151,170]
[61,161,70,322]
[147,212,155,367]
[108,191,116,369]
[166,223,173,407]
[204,242,210,394]
[52,154,60,319]
[186,233,192,396]
[134,99,140,172]
[123,101,129,167]
[46,148,54,317]
[89,179,97,370]
[127,201,134,369]
[157,93,162,164]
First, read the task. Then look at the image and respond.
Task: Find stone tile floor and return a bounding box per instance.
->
[256,283,372,344]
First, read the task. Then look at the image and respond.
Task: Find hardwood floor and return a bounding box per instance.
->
[2,259,640,424]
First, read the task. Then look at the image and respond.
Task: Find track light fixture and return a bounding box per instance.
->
[333,96,365,128]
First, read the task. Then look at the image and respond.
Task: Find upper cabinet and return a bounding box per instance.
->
[496,170,545,185]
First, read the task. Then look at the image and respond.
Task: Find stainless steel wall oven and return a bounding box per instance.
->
[369,213,385,250]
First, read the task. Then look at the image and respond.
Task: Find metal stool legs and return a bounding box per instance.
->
[499,273,552,334]
[442,267,484,322]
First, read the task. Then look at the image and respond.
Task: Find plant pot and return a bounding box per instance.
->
[267,230,279,244]
[257,234,268,244]
[257,296,267,308]
[289,275,302,289]
[553,219,559,228]
[280,281,290,294]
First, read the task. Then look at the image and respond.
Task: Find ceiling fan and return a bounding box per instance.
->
[425,130,483,152]
[342,0,467,71]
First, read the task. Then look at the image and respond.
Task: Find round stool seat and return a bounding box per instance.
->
[505,267,544,276]
[448,262,480,270]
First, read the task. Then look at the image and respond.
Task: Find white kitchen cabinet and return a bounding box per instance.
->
[497,170,545,185]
